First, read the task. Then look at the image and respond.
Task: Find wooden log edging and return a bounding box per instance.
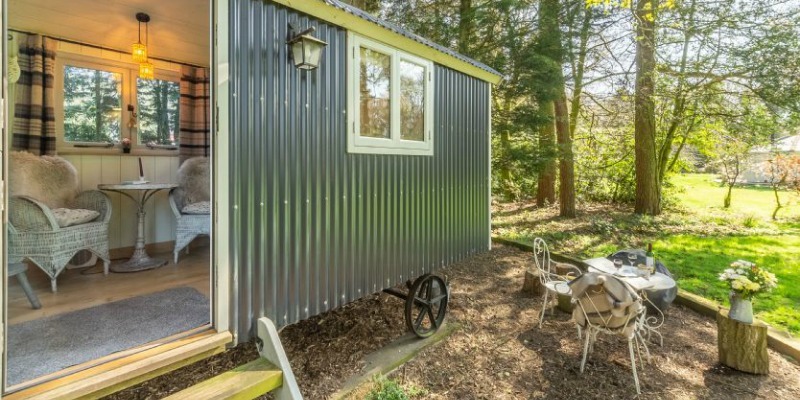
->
[491,236,800,365]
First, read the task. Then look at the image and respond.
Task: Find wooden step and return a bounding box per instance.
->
[6,330,232,400]
[164,358,283,400]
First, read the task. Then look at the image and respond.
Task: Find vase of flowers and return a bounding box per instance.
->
[718,260,778,324]
[122,138,132,153]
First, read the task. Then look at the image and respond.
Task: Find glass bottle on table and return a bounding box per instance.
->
[646,243,655,274]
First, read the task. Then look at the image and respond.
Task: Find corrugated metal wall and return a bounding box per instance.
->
[228,0,491,340]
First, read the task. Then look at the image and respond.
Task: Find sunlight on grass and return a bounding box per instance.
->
[671,173,800,221]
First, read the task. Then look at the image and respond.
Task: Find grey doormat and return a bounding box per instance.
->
[7,286,210,386]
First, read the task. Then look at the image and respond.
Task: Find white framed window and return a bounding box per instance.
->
[347,33,434,156]
[54,53,181,155]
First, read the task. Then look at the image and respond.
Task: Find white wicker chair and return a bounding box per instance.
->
[170,157,210,263]
[8,153,111,292]
[570,272,648,394]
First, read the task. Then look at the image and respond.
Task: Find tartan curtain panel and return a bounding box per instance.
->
[179,65,210,163]
[13,33,57,155]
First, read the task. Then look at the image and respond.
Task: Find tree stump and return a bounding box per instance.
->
[717,309,769,374]
[522,268,545,296]
[521,262,580,298]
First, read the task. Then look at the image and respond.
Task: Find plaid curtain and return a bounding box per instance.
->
[13,33,57,155]
[179,65,210,163]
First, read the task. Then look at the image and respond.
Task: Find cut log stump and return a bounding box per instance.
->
[717,309,769,374]
[522,268,545,296]
[521,262,581,299]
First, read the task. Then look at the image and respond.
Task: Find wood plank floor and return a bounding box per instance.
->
[7,245,211,326]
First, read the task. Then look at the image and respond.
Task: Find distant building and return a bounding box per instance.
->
[741,135,800,183]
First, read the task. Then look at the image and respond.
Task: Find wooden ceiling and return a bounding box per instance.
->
[9,0,210,66]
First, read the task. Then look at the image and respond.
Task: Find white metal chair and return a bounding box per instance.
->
[533,237,574,328]
[570,272,648,394]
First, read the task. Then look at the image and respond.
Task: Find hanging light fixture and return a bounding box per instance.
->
[139,61,155,80]
[131,13,150,63]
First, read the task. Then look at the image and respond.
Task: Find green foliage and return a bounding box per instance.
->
[63,65,121,143]
[365,375,425,400]
[137,78,180,145]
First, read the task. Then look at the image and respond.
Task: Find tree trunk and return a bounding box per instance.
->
[717,309,769,374]
[633,0,661,215]
[458,0,474,56]
[537,101,557,206]
[568,5,593,135]
[724,184,733,208]
[555,97,575,217]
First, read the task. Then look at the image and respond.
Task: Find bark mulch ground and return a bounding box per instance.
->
[108,244,800,399]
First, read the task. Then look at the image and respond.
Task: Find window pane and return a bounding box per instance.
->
[137,78,180,145]
[63,66,122,143]
[359,47,391,138]
[400,60,425,142]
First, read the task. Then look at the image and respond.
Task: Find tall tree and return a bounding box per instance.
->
[633,0,660,215]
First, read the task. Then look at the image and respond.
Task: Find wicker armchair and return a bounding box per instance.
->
[8,152,111,292]
[169,157,210,264]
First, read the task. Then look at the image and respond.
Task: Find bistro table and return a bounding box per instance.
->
[98,182,178,272]
[583,257,676,346]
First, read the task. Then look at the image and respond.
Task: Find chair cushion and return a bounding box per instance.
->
[182,201,210,215]
[52,208,100,227]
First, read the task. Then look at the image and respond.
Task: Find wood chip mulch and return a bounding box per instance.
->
[107,245,800,399]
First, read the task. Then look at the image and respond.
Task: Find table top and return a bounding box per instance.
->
[98,183,178,190]
[583,257,676,292]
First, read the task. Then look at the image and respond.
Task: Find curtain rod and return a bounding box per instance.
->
[9,28,209,69]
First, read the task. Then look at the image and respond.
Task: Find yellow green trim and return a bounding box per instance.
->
[163,358,283,400]
[272,0,502,84]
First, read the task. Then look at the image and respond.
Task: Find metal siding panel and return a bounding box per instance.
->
[229,0,490,341]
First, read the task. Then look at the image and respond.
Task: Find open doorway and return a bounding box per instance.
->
[4,0,212,391]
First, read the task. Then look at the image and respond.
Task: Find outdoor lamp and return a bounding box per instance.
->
[287,26,328,70]
[132,13,150,63]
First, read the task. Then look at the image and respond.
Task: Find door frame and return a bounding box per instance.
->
[0,0,232,394]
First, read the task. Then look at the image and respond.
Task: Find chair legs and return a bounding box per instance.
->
[538,289,550,328]
[628,339,641,394]
[580,327,592,373]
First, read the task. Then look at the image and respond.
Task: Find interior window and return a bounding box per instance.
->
[63,65,122,143]
[137,78,181,146]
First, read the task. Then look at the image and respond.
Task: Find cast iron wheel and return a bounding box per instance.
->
[405,274,449,338]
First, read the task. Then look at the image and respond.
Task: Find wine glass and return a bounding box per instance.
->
[613,259,623,272]
[627,253,638,269]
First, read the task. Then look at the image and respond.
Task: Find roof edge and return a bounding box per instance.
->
[271,0,503,84]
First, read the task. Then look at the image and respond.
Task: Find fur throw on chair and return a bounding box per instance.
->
[177,157,210,204]
[8,151,79,209]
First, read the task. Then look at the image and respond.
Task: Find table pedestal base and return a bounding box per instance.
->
[111,247,167,273]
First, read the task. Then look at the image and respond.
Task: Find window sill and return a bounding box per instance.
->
[57,147,180,157]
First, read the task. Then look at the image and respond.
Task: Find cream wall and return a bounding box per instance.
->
[61,154,179,250]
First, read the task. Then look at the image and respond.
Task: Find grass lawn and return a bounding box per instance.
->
[493,173,800,336]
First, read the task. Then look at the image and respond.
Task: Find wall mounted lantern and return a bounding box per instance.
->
[287,25,327,70]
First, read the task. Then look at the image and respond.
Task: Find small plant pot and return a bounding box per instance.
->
[123,148,131,153]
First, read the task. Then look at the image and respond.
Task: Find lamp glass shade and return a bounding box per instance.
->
[132,42,148,63]
[290,35,327,70]
[139,61,155,80]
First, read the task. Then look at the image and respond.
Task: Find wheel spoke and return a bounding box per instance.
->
[428,294,447,305]
[414,306,427,328]
[427,306,438,328]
